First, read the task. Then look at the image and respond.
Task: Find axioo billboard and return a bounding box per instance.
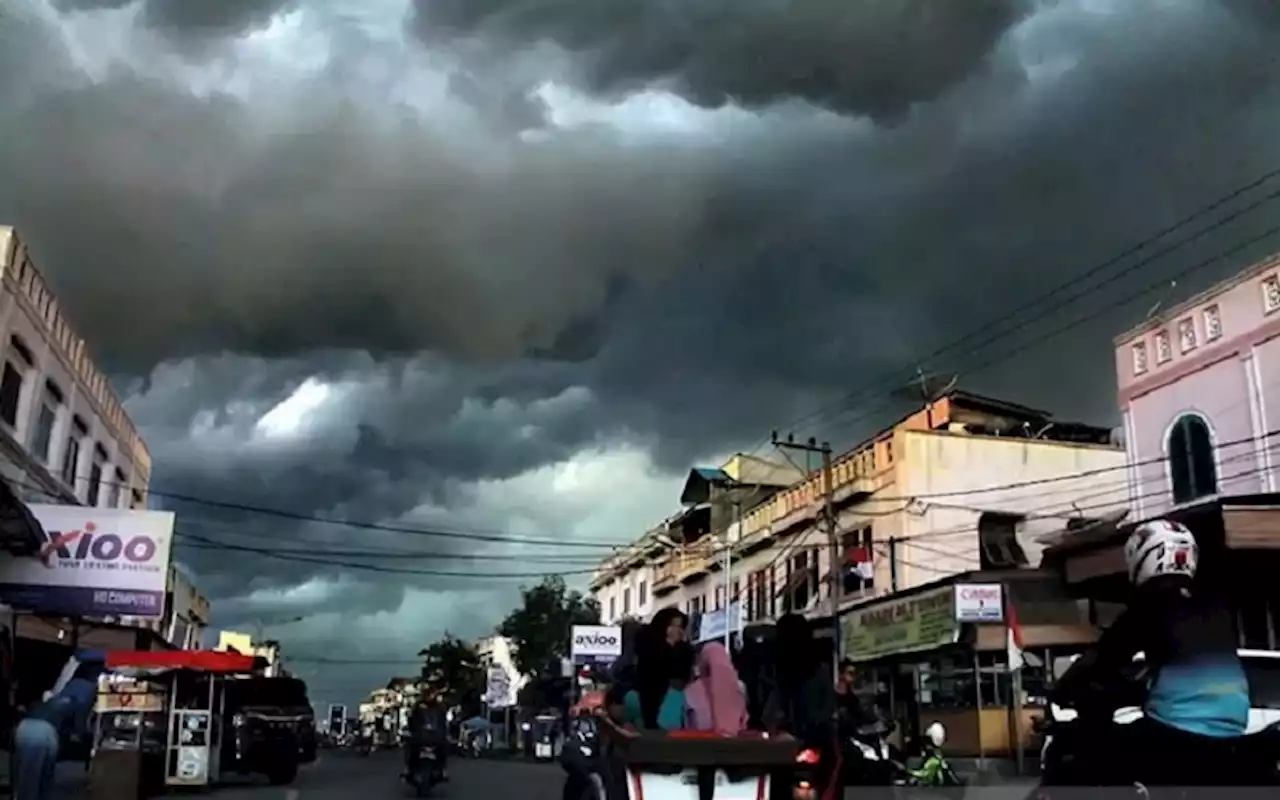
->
[0,506,175,618]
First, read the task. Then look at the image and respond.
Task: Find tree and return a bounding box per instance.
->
[418,633,484,712]
[498,575,600,678]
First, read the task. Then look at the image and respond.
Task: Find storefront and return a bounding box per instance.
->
[839,570,1096,760]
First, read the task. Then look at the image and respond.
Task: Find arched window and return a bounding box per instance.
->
[1168,414,1218,504]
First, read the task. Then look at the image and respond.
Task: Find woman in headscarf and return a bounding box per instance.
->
[622,608,691,730]
[762,614,840,800]
[685,642,748,735]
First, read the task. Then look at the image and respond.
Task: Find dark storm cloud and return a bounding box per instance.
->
[140,0,295,37]
[53,0,295,38]
[411,0,1029,120]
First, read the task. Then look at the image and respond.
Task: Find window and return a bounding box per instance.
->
[638,581,647,607]
[0,362,22,428]
[1154,330,1172,364]
[1168,414,1218,504]
[1132,341,1148,375]
[749,567,774,621]
[108,468,126,508]
[1203,305,1222,342]
[87,443,107,506]
[609,596,616,621]
[61,416,86,486]
[30,380,61,463]
[714,585,725,610]
[1177,317,1196,353]
[732,579,740,608]
[622,587,631,616]
[842,526,875,595]
[1263,275,1280,314]
[784,549,819,613]
[978,512,1027,569]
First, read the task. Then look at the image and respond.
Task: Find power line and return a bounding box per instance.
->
[745,167,1280,453]
[173,529,598,579]
[87,478,630,550]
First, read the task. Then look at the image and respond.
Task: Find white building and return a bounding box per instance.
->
[0,226,150,508]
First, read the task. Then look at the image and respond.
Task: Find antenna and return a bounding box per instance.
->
[1145,279,1179,320]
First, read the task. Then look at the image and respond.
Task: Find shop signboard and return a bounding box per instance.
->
[953,583,1004,623]
[841,585,958,662]
[0,507,175,618]
[570,625,623,665]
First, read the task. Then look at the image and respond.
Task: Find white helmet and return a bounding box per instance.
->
[1123,519,1197,587]
[924,721,947,748]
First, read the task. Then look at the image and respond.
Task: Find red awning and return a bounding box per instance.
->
[106,650,259,674]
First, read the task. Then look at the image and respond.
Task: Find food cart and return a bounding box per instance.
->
[90,649,283,797]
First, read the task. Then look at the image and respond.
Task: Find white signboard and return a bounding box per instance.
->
[695,602,743,644]
[570,625,623,663]
[954,583,1004,623]
[628,769,767,800]
[0,507,175,619]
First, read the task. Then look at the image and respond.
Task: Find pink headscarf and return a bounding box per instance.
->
[685,642,747,735]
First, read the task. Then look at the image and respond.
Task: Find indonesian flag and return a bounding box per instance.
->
[1006,597,1025,671]
[846,546,874,581]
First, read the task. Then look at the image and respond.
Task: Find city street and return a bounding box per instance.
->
[174,750,566,800]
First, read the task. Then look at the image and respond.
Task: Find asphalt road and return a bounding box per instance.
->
[49,749,1040,799]
[172,749,567,800]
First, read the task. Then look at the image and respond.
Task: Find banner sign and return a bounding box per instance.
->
[327,704,346,737]
[694,602,743,644]
[841,585,957,662]
[953,583,1004,623]
[0,506,175,618]
[486,665,513,708]
[570,625,622,665]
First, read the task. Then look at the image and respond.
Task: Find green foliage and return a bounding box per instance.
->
[418,632,484,712]
[498,575,600,677]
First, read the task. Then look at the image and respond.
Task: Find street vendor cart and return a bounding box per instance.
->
[90,650,300,798]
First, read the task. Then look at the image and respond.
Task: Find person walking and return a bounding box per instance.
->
[13,651,104,800]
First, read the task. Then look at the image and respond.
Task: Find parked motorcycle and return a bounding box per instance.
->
[844,719,904,786]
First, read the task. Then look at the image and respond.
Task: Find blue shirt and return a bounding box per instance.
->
[622,689,686,731]
[29,676,99,738]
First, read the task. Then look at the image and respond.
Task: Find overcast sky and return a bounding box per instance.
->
[2,0,1278,705]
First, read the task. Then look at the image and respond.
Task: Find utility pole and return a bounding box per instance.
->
[771,432,839,679]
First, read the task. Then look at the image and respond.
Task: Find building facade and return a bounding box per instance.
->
[1115,251,1280,520]
[592,393,1127,631]
[0,227,150,508]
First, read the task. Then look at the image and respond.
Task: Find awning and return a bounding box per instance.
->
[106,650,261,675]
[0,479,44,556]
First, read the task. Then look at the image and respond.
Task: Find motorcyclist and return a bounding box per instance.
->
[404,693,449,782]
[1050,518,1250,786]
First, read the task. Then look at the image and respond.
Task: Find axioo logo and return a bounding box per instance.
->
[37,521,158,569]
[574,631,619,649]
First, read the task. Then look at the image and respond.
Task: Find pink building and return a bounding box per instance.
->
[1115,252,1280,519]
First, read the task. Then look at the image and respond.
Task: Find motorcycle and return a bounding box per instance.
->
[404,743,446,798]
[844,719,904,786]
[561,713,608,800]
[1034,653,1280,794]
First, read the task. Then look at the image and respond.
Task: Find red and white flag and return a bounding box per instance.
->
[846,546,874,581]
[1006,597,1025,671]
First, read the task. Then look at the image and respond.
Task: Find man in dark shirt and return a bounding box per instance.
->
[404,695,449,781]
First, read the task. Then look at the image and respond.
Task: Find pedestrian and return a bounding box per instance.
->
[13,651,104,800]
[685,642,747,735]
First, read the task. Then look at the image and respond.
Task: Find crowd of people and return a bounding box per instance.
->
[565,607,866,800]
